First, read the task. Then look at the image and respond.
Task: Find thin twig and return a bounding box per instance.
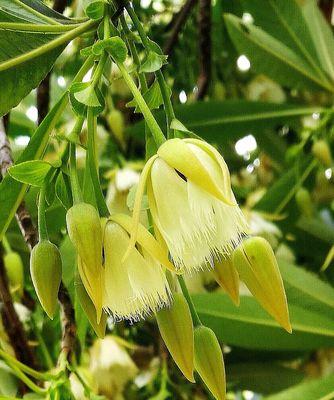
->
[0,119,38,370]
[195,0,211,100]
[319,0,333,23]
[163,0,197,56]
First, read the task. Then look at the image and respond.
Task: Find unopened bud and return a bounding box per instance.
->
[194,326,226,400]
[233,236,291,332]
[295,187,313,217]
[212,258,239,306]
[66,203,103,321]
[312,140,332,167]
[156,293,194,382]
[4,252,24,299]
[30,240,62,319]
[75,275,107,339]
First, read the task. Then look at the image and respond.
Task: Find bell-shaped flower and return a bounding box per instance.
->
[125,138,248,272]
[103,214,174,321]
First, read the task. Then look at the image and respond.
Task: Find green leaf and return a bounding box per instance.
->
[139,51,167,73]
[127,79,168,113]
[264,374,334,400]
[0,93,67,240]
[301,0,334,83]
[227,362,304,395]
[8,160,53,187]
[279,260,334,316]
[55,172,72,210]
[240,0,332,86]
[70,82,105,116]
[296,216,334,245]
[193,292,334,351]
[129,101,323,164]
[93,37,128,62]
[85,1,105,20]
[224,14,334,92]
[0,2,95,117]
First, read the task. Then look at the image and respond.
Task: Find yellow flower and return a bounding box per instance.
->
[126,138,248,272]
[103,214,172,321]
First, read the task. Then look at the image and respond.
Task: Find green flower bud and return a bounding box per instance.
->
[4,252,24,299]
[295,187,314,217]
[312,140,332,167]
[30,240,62,319]
[156,293,195,382]
[108,109,125,145]
[75,276,107,339]
[233,236,291,333]
[66,202,103,321]
[194,326,226,400]
[212,258,239,306]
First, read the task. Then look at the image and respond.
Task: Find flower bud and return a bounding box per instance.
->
[295,187,314,217]
[66,202,103,321]
[30,240,62,319]
[4,252,24,299]
[212,258,239,306]
[312,140,332,167]
[156,293,194,382]
[75,275,107,339]
[233,236,291,332]
[108,109,125,146]
[194,326,226,400]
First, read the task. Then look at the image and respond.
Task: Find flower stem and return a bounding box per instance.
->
[177,275,202,327]
[125,3,176,137]
[0,347,53,381]
[86,108,110,217]
[116,62,166,146]
[69,143,83,204]
[38,185,48,242]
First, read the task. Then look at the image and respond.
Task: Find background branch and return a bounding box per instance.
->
[163,0,197,56]
[195,0,211,100]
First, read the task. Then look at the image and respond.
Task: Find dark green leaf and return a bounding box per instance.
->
[193,292,334,351]
[224,14,333,92]
[264,374,334,400]
[55,172,73,210]
[127,79,169,113]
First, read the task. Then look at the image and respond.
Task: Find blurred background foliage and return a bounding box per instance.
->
[1,0,334,399]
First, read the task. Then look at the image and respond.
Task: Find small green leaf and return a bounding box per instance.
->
[139,51,167,73]
[55,172,73,210]
[127,80,168,112]
[85,1,105,20]
[93,37,128,62]
[8,160,53,187]
[70,82,105,115]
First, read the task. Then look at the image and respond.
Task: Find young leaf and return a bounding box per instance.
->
[93,37,128,62]
[139,51,168,73]
[85,1,105,20]
[55,172,73,210]
[8,159,53,187]
[127,80,169,113]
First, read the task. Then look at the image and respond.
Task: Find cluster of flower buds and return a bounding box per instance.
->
[29,137,290,400]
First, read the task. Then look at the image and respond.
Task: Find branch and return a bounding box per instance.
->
[319,0,333,23]
[0,119,38,370]
[163,0,197,56]
[195,0,211,100]
[58,282,76,363]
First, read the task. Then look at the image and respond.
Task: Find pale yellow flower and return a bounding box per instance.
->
[126,138,248,272]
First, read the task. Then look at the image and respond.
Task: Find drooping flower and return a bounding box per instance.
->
[103,214,174,321]
[126,138,249,272]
